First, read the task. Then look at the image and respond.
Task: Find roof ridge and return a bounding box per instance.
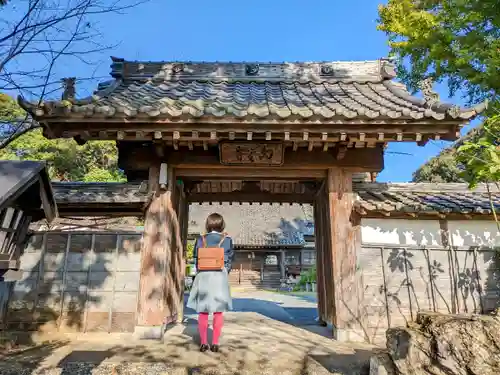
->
[108,57,397,83]
[354,182,500,193]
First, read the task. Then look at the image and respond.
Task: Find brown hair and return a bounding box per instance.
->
[205,213,225,233]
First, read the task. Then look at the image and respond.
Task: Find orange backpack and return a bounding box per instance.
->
[197,234,225,271]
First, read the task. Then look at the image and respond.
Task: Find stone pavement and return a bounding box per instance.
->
[185,290,320,326]
[0,291,377,374]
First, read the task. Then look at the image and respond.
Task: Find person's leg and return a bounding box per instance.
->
[212,312,224,349]
[198,312,209,349]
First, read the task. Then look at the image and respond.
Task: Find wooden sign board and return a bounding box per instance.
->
[219,142,284,166]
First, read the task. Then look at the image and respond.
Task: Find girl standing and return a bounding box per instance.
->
[187,213,234,352]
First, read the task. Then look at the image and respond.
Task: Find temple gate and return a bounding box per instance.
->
[19,57,484,340]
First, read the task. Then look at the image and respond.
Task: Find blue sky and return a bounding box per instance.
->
[11,0,479,182]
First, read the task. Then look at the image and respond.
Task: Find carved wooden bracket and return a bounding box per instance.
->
[153,142,165,158]
[334,143,348,160]
[183,181,204,194]
[299,181,322,195]
[238,181,265,194]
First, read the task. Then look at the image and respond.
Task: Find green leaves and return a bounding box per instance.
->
[456,114,500,189]
[377,0,500,103]
[0,94,125,182]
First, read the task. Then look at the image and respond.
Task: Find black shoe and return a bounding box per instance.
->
[200,344,209,352]
[210,344,220,352]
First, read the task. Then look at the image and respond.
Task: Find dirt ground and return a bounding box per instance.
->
[0,312,376,375]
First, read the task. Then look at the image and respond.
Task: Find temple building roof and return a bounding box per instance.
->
[19,58,485,127]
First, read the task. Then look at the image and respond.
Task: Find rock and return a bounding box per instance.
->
[385,311,500,375]
[369,351,396,375]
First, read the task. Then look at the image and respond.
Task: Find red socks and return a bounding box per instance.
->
[198,312,224,345]
[212,312,223,345]
[198,313,209,345]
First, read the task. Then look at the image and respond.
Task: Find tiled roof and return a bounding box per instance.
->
[354,183,500,216]
[50,182,500,219]
[19,58,485,122]
[47,182,500,245]
[188,203,313,247]
[52,182,148,204]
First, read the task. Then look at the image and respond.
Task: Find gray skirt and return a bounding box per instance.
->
[187,268,233,313]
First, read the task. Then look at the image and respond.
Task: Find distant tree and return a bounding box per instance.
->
[0,0,146,149]
[412,125,485,183]
[0,93,125,182]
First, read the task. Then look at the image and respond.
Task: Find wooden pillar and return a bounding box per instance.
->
[315,168,365,341]
[135,163,185,338]
[175,181,189,323]
[313,194,328,326]
[327,167,364,341]
[279,249,285,280]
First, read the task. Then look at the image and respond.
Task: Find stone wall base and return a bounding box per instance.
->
[133,325,164,340]
[333,326,366,342]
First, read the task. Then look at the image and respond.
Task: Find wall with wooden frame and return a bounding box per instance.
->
[4,231,141,332]
[358,217,500,345]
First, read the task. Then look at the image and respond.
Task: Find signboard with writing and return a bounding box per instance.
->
[219,142,284,166]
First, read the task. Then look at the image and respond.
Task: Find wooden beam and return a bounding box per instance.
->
[177,168,326,179]
[165,146,384,171]
[188,192,314,204]
[46,121,462,142]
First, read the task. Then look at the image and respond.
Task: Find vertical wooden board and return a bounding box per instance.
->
[85,291,112,332]
[313,200,326,323]
[427,248,455,314]
[110,292,137,332]
[24,234,44,253]
[35,293,61,325]
[19,234,44,271]
[116,235,141,272]
[12,271,38,294]
[43,233,68,272]
[88,271,115,292]
[480,250,500,313]
[66,234,93,271]
[319,187,335,324]
[38,271,64,294]
[403,248,434,314]
[64,271,88,292]
[454,249,482,313]
[59,291,86,332]
[113,272,140,292]
[358,246,388,339]
[7,270,37,323]
[383,248,413,327]
[92,234,117,272]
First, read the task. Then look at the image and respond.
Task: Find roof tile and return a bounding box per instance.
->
[20,59,485,122]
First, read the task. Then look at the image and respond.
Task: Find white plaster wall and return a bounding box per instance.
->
[448,220,500,247]
[361,218,443,246]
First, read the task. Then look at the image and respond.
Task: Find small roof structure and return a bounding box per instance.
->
[0,160,57,222]
[354,182,500,218]
[18,58,486,145]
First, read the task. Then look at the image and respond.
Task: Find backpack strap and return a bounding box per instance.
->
[201,234,207,248]
[217,234,227,247]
